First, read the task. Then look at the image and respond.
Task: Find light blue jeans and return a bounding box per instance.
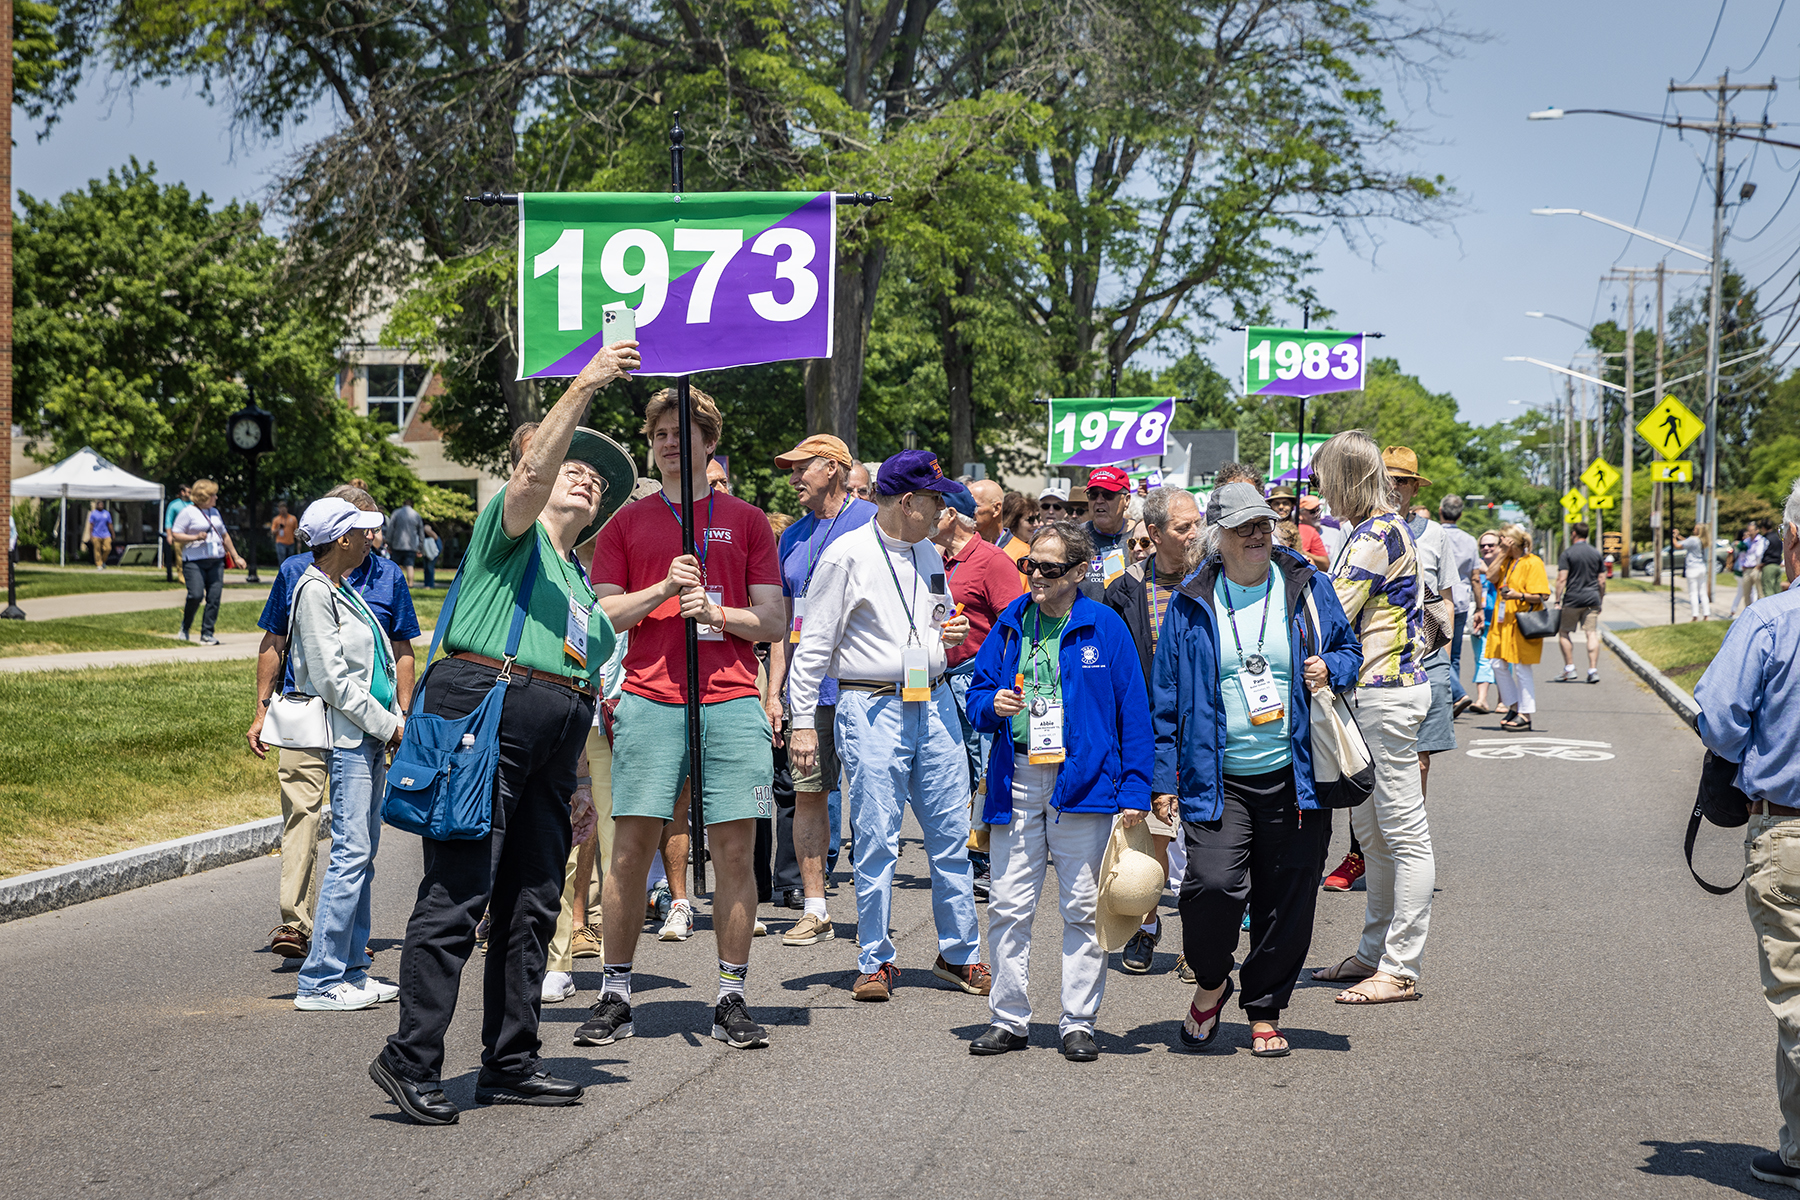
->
[947,670,993,791]
[297,736,384,997]
[836,684,980,974]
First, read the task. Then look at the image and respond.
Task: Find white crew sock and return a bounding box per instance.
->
[803,897,828,920]
[602,961,632,1002]
[717,959,748,1003]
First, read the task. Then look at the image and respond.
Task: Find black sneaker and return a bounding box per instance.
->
[711,994,769,1049]
[1120,925,1158,974]
[573,993,634,1046]
[1753,1151,1800,1190]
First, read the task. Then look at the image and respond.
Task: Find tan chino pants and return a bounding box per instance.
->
[548,726,616,974]
[1747,813,1800,1166]
[278,749,329,934]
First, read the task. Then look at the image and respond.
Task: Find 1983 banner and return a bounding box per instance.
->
[517,192,836,378]
[1045,396,1175,468]
[1242,327,1364,396]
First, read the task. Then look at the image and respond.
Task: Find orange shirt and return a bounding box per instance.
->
[270,514,298,546]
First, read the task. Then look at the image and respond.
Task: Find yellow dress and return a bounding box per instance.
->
[1486,554,1549,666]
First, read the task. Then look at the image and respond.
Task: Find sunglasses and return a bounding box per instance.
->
[1021,558,1082,579]
[1478,542,1499,551]
[1129,536,1154,550]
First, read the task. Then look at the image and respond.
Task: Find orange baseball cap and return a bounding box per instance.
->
[775,434,853,470]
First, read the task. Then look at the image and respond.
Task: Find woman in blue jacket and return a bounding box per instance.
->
[965,521,1153,1062]
[1150,483,1363,1056]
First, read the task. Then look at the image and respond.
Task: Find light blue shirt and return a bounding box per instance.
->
[1215,572,1293,775]
[1696,585,1800,806]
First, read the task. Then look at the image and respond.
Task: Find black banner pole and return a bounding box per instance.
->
[670,113,708,899]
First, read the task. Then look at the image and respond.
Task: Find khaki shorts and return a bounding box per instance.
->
[788,703,839,794]
[1557,605,1600,634]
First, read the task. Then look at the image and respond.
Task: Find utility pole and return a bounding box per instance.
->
[1621,272,1634,573]
[1669,71,1776,602]
[0,0,18,622]
[1654,262,1666,587]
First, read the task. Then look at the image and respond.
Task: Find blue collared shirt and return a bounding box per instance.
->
[259,551,421,690]
[1695,584,1800,806]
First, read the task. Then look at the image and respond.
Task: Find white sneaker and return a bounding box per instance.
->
[659,900,694,941]
[347,973,399,1002]
[541,970,576,1003]
[753,919,768,937]
[294,981,379,1011]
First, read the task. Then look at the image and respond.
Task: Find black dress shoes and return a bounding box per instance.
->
[369,1056,459,1125]
[474,1069,585,1107]
[969,1024,1029,1056]
[1061,1031,1099,1062]
[780,887,805,911]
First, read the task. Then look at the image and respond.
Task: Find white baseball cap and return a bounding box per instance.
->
[299,497,385,546]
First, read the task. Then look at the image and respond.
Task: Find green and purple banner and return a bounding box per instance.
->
[517,192,836,379]
[1242,326,1364,396]
[1045,396,1174,468]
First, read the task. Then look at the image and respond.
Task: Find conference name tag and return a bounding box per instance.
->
[699,587,726,642]
[1028,699,1066,765]
[789,597,806,644]
[902,645,931,702]
[1237,666,1284,726]
[1102,546,1126,585]
[565,597,590,668]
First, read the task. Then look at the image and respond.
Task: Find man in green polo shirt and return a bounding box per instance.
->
[370,339,639,1126]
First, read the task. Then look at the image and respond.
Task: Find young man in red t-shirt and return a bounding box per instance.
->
[582,387,786,1051]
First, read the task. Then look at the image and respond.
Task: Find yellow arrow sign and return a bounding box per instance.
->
[1587,494,1615,510]
[1580,457,1621,494]
[1560,487,1586,514]
[1636,394,1704,461]
[1650,459,1693,484]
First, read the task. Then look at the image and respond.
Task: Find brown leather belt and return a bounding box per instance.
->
[837,677,945,697]
[1751,799,1800,818]
[448,651,597,698]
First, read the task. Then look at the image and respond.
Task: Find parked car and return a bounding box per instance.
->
[1630,540,1733,574]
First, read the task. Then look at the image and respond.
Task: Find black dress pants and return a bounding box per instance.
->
[382,657,594,1084]
[1178,766,1331,1022]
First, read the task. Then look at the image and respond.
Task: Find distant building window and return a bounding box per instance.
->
[365,364,431,429]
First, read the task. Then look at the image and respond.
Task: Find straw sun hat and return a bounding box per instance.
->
[1097,819,1167,952]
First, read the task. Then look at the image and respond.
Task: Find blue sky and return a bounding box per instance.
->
[15,0,1800,430]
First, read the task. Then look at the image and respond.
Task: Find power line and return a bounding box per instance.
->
[1678,0,1734,84]
[1740,0,1790,71]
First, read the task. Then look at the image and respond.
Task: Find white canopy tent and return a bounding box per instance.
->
[12,447,165,566]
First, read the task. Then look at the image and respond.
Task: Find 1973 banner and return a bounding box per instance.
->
[517,192,836,379]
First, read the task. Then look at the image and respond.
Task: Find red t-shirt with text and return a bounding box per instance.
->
[591,491,782,704]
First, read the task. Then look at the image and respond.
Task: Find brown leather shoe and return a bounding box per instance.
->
[852,962,900,1001]
[269,925,309,959]
[932,954,992,996]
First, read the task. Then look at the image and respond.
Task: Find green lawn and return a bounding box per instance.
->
[1615,622,1729,694]
[0,660,280,878]
[7,565,189,598]
[0,591,443,658]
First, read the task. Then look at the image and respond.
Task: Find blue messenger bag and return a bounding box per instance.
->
[383,537,540,841]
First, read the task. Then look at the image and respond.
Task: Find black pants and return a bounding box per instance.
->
[382,657,594,1084]
[1178,766,1330,1022]
[181,556,224,637]
[770,741,800,895]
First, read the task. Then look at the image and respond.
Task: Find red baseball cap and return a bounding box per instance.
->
[1086,467,1130,493]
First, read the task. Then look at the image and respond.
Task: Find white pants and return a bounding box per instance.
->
[1688,572,1713,620]
[1492,660,1537,715]
[986,762,1113,1037]
[1349,684,1435,983]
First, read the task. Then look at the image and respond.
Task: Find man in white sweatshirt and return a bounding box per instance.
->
[787,451,991,1003]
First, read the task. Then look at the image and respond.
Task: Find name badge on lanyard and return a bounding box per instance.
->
[1102,546,1126,585]
[901,644,931,701]
[699,586,726,641]
[1027,698,1065,764]
[1237,657,1284,725]
[565,596,590,668]
[789,596,806,644]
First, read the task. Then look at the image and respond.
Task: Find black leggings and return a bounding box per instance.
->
[1178,767,1331,1022]
[181,557,225,637]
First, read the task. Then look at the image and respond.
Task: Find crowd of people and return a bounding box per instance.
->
[237,340,1650,1125]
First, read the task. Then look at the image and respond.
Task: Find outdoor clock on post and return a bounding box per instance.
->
[227,403,275,582]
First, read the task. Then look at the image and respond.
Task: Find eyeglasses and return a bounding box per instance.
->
[1021,558,1082,579]
[1229,519,1276,537]
[1129,536,1154,551]
[559,461,606,489]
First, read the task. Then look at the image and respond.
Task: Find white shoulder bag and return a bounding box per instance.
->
[262,577,334,751]
[1302,588,1373,799]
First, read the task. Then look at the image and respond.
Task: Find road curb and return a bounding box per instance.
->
[1602,628,1701,733]
[0,816,285,924]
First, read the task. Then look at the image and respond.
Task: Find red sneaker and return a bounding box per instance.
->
[1323,852,1365,892]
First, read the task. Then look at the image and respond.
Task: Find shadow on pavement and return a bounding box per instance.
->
[1637,1140,1769,1195]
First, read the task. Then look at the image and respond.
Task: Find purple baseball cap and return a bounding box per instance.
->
[876,450,967,498]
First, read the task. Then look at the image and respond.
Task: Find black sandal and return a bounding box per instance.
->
[1499,715,1532,731]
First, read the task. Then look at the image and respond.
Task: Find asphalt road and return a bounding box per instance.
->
[0,640,1778,1199]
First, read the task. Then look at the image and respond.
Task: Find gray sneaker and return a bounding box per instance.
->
[658,900,694,941]
[782,911,835,946]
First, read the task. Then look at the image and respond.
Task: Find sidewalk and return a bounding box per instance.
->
[10,583,271,621]
[0,626,436,673]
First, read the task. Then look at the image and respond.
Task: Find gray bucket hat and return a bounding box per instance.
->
[1206,481,1281,529]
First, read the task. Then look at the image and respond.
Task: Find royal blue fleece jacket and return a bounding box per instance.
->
[967,593,1153,823]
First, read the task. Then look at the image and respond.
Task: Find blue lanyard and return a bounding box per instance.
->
[659,490,716,572]
[799,497,855,597]
[877,526,922,646]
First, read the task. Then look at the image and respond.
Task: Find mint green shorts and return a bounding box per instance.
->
[610,692,775,825]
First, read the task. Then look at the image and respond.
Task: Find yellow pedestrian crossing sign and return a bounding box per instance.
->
[1561,487,1586,515]
[1637,394,1703,461]
[1587,494,1615,510]
[1650,460,1693,484]
[1580,457,1621,495]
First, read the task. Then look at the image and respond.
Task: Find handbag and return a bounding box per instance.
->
[1303,590,1375,808]
[262,577,335,752]
[1685,750,1751,894]
[1417,586,1455,655]
[1514,604,1559,640]
[382,538,540,841]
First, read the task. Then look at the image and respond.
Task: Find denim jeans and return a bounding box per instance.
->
[422,556,437,589]
[1447,609,1468,704]
[946,669,992,791]
[297,737,384,996]
[836,684,980,974]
